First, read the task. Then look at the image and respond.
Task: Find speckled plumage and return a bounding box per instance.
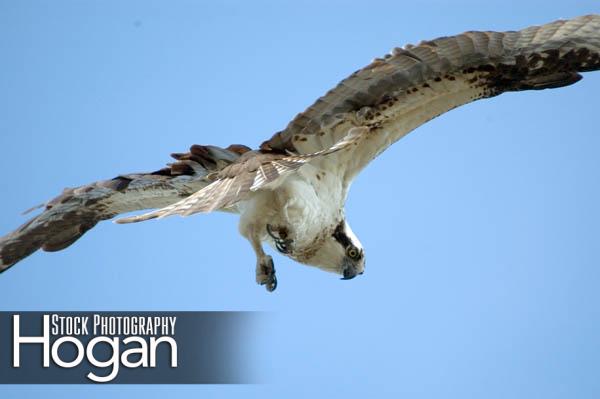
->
[1,15,599,291]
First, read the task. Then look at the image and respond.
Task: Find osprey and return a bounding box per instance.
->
[1,15,599,292]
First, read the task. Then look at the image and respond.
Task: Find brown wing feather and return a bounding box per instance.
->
[4,15,600,271]
[0,143,250,272]
[116,127,365,223]
[260,15,600,181]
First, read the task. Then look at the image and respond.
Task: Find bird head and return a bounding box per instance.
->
[306,219,365,279]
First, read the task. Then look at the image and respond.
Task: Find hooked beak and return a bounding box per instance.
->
[340,259,363,280]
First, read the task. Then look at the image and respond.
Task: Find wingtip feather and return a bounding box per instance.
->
[114,212,160,224]
[0,256,10,273]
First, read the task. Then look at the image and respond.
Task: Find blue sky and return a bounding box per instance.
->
[1,1,599,397]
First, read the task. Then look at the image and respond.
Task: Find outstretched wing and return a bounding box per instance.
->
[260,14,600,186]
[117,127,364,222]
[0,143,250,272]
[3,15,599,271]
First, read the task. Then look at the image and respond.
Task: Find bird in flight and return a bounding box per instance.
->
[1,15,599,291]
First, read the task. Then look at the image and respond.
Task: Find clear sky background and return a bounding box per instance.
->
[1,1,599,397]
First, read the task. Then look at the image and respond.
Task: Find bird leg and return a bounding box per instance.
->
[239,219,279,292]
[247,234,277,292]
[257,255,277,292]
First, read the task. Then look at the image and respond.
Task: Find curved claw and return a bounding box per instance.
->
[267,224,292,254]
[257,255,278,292]
[265,275,277,292]
[266,224,278,240]
[275,240,289,254]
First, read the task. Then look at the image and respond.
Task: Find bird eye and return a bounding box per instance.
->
[346,246,360,260]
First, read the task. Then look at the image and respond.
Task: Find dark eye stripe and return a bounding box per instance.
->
[333,221,352,248]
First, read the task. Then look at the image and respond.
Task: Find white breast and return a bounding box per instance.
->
[237,163,346,252]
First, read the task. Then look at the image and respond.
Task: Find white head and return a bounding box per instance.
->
[304,219,365,279]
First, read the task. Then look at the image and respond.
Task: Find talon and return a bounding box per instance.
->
[275,240,291,254]
[267,224,292,254]
[266,275,277,292]
[266,224,278,240]
[256,255,277,292]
